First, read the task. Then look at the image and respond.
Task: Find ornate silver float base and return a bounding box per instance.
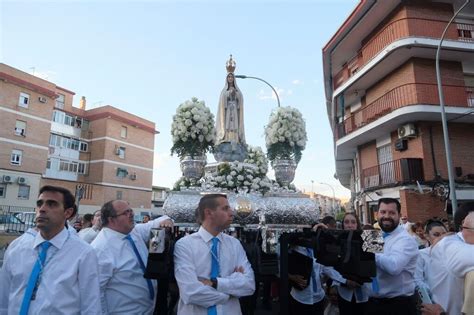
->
[163,190,319,225]
[273,159,296,186]
[180,155,206,179]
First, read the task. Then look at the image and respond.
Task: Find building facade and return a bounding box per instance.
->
[323,0,474,223]
[0,63,157,214]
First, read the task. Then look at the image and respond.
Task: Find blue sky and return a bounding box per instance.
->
[1,0,358,199]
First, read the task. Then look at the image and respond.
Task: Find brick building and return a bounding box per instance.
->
[322,0,474,223]
[0,63,157,214]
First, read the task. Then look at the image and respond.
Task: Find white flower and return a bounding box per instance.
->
[237,175,244,181]
[226,175,233,181]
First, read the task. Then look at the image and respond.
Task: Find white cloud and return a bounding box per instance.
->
[258,87,286,101]
[292,79,303,85]
[30,69,57,81]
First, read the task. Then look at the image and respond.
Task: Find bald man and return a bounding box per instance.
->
[428,212,474,315]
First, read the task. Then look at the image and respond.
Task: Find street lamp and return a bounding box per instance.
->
[235,75,281,107]
[435,0,470,217]
[319,182,336,215]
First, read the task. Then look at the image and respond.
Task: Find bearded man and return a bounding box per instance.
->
[365,198,419,315]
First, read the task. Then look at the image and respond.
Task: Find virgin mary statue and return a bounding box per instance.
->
[215,55,246,145]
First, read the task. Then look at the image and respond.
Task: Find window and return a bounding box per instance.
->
[78,162,87,174]
[10,150,22,166]
[79,142,88,152]
[18,185,30,200]
[116,168,128,178]
[19,93,30,108]
[121,126,127,138]
[116,191,123,200]
[56,93,65,109]
[0,184,6,198]
[46,158,51,169]
[15,120,27,136]
[117,146,126,159]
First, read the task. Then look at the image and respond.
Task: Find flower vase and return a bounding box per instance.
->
[180,155,206,180]
[273,158,296,186]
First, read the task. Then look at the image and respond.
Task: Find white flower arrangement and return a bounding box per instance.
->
[171,97,215,158]
[202,162,273,194]
[172,177,201,191]
[243,146,269,175]
[264,106,307,164]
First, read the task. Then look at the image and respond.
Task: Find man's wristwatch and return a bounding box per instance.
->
[210,278,218,289]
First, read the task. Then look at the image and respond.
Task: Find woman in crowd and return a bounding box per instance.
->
[336,212,368,315]
[410,222,430,248]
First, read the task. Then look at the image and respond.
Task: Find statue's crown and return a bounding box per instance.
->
[226,54,236,73]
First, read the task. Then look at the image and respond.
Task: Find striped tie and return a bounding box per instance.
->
[20,241,51,315]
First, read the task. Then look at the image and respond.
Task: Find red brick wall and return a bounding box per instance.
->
[400,189,447,223]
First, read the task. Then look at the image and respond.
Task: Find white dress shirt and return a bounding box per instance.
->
[290,246,347,305]
[370,225,418,298]
[428,233,474,315]
[414,247,430,291]
[0,227,101,315]
[78,226,100,244]
[174,226,255,315]
[91,215,170,315]
[336,282,369,303]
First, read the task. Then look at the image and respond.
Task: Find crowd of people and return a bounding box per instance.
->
[0,186,473,315]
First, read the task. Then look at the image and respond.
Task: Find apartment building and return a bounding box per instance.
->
[323,0,474,223]
[0,63,157,213]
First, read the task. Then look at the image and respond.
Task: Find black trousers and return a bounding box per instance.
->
[338,293,366,315]
[364,295,417,315]
[289,295,325,315]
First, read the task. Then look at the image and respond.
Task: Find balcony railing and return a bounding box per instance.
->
[337,84,473,139]
[333,18,474,90]
[361,158,424,190]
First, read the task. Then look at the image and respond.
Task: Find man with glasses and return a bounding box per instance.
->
[428,209,474,315]
[0,185,101,314]
[91,200,173,314]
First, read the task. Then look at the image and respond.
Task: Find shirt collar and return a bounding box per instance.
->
[198,226,223,243]
[457,231,465,242]
[102,226,128,239]
[383,224,404,238]
[33,227,69,250]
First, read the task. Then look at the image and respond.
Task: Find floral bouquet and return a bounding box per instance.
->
[171,97,215,159]
[264,106,307,164]
[244,146,268,176]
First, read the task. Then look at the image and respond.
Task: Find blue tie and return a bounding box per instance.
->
[125,234,155,300]
[208,237,219,315]
[20,241,52,315]
[372,232,390,294]
[305,248,318,293]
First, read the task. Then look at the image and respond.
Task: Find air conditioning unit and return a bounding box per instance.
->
[2,175,13,183]
[17,177,27,185]
[38,96,47,103]
[130,173,137,180]
[398,123,416,139]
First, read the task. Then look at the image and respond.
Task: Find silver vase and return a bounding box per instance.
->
[273,159,296,186]
[180,155,206,180]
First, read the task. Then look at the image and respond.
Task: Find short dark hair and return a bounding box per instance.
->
[196,194,227,224]
[377,198,401,213]
[321,215,336,226]
[100,200,117,227]
[424,219,447,234]
[454,202,474,231]
[82,213,94,223]
[39,185,75,210]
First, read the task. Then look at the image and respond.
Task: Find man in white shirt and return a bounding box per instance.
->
[174,194,255,314]
[366,198,419,315]
[428,211,474,315]
[91,199,173,315]
[78,209,102,243]
[0,185,101,314]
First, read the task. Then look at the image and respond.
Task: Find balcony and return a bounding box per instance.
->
[361,158,424,190]
[333,18,474,90]
[336,83,473,140]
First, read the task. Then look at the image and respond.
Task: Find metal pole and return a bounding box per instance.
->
[235,75,281,107]
[435,0,470,217]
